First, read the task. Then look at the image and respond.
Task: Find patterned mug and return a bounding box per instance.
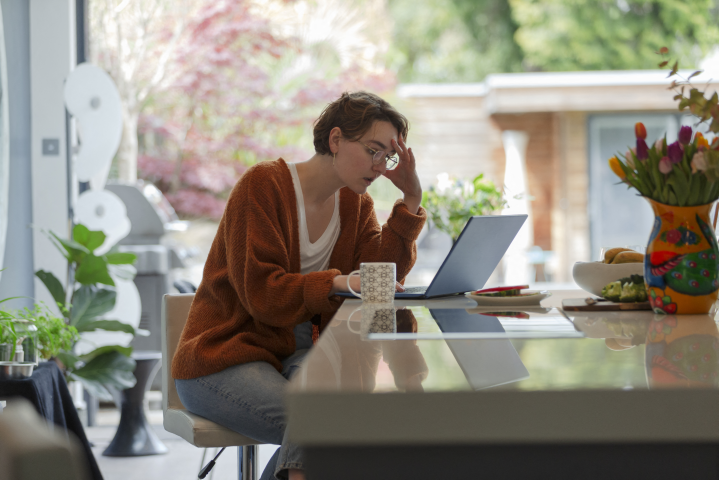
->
[347,262,396,303]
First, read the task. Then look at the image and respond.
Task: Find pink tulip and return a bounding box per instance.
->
[654,138,664,152]
[691,151,707,173]
[659,156,673,174]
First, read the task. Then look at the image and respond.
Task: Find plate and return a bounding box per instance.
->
[466,290,552,307]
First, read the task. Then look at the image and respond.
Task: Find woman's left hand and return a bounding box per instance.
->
[383,136,422,212]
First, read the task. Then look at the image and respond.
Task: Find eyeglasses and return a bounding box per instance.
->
[361,142,398,170]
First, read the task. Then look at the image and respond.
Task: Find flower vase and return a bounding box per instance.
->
[645,199,719,314]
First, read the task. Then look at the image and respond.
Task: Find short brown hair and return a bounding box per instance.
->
[313,91,409,155]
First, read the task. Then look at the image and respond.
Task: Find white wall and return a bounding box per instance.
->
[29,0,75,309]
[0,0,34,310]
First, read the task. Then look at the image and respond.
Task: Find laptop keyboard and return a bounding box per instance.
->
[402,286,427,294]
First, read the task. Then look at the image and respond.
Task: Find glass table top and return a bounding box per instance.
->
[289,297,719,394]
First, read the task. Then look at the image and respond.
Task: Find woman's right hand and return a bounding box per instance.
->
[329,275,361,296]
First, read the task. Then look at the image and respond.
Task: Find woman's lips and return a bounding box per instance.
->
[364,177,373,186]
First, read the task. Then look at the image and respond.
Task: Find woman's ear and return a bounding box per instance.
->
[329,126,342,154]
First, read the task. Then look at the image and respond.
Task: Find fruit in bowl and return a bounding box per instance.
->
[573,249,645,297]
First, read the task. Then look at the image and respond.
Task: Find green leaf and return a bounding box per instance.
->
[75,319,135,335]
[73,224,106,253]
[70,351,136,399]
[78,344,133,363]
[47,230,89,264]
[70,285,116,326]
[35,270,66,306]
[108,264,136,281]
[74,254,114,286]
[104,252,137,265]
[57,350,80,370]
[0,296,26,306]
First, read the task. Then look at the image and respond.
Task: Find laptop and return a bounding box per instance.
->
[341,214,526,299]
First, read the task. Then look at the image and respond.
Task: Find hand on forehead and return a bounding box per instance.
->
[363,120,399,153]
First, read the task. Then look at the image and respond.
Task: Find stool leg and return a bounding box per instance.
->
[238,445,259,480]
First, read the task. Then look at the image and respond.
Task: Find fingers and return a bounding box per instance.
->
[395,281,405,292]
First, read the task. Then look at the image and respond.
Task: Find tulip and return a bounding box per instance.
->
[696,132,709,150]
[659,156,673,174]
[667,141,683,164]
[678,125,693,145]
[625,154,635,169]
[691,151,707,173]
[636,138,649,160]
[608,156,626,180]
[654,138,664,153]
[635,122,647,139]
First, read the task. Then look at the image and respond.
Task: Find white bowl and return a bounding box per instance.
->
[572,261,644,297]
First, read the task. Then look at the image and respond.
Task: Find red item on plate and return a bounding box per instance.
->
[473,285,529,294]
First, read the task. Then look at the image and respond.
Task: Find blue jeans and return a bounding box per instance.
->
[175,321,313,480]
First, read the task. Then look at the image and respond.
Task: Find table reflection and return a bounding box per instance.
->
[292,299,719,395]
[571,311,719,389]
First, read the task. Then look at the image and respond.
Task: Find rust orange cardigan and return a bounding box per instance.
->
[172,158,427,379]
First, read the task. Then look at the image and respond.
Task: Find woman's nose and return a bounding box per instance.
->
[373,160,387,175]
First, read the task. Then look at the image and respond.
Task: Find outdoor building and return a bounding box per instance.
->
[399,71,719,282]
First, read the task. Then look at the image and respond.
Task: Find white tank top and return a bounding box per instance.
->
[286,162,340,274]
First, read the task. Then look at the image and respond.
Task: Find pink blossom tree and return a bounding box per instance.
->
[92,0,395,218]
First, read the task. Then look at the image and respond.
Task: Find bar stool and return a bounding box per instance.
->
[161,293,264,480]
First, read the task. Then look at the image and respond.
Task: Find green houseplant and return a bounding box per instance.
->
[33,224,141,400]
[421,173,506,243]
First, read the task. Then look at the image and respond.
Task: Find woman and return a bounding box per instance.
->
[172,91,426,480]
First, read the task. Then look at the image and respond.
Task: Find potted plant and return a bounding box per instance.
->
[421,172,506,243]
[608,47,719,314]
[31,224,141,399]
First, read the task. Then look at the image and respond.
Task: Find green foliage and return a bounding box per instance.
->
[511,0,719,72]
[387,0,719,82]
[62,347,136,400]
[661,48,719,135]
[387,0,522,82]
[34,224,139,400]
[421,173,506,242]
[12,304,79,361]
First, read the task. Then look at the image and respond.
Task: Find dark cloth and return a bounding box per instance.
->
[0,361,103,480]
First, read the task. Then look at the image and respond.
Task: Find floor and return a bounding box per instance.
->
[87,401,279,480]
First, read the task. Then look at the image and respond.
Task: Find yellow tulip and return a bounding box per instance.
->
[608,156,626,180]
[696,132,709,150]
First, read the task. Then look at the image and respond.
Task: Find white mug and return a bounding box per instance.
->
[347,262,396,304]
[347,303,397,338]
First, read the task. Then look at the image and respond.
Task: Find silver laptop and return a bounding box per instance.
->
[396,214,527,299]
[340,214,527,299]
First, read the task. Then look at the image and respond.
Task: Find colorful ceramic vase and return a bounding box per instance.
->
[645,199,719,314]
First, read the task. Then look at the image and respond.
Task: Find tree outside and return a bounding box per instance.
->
[90,0,393,218]
[388,0,719,83]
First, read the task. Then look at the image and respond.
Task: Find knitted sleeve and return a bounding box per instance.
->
[353,195,427,283]
[224,166,341,328]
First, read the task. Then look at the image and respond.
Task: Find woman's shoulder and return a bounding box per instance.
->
[240,158,290,187]
[230,158,292,198]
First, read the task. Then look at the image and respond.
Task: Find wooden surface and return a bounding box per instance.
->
[561,297,652,311]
